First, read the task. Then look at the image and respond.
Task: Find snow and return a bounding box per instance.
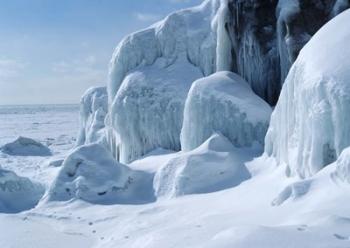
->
[108,0,222,162]
[265,10,350,178]
[1,136,52,157]
[0,167,44,213]
[154,133,252,198]
[2,105,350,247]
[47,143,155,204]
[181,71,272,151]
[334,147,350,183]
[76,87,108,147]
[2,2,350,248]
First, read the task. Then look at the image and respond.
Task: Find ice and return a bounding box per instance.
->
[76,87,108,147]
[108,0,222,162]
[0,168,44,213]
[181,71,272,151]
[47,143,155,204]
[111,57,202,163]
[265,10,350,178]
[1,136,52,157]
[154,133,251,198]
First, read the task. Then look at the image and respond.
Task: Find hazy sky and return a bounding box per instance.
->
[0,0,202,105]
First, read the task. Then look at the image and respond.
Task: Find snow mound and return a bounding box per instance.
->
[0,168,44,213]
[265,10,350,178]
[1,136,52,156]
[181,71,272,151]
[272,180,311,206]
[154,133,251,198]
[76,87,108,147]
[48,144,155,204]
[108,0,223,163]
[334,147,350,183]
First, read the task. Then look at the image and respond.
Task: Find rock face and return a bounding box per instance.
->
[265,10,350,178]
[181,71,271,151]
[226,0,349,105]
[1,137,52,157]
[76,87,108,147]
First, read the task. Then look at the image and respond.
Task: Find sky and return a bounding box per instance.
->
[0,0,203,105]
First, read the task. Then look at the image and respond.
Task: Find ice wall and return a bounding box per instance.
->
[108,0,222,163]
[265,10,350,178]
[181,71,271,151]
[76,87,108,147]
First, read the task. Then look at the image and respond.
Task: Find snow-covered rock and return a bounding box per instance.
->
[76,87,108,147]
[48,144,155,204]
[265,10,350,178]
[108,0,222,163]
[1,136,52,156]
[0,168,44,213]
[154,133,251,198]
[181,71,272,151]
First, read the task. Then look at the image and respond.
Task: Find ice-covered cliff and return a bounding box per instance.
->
[226,0,349,105]
[106,0,349,163]
[265,9,350,178]
[108,0,222,163]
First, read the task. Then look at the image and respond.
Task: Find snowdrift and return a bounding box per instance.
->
[265,10,350,178]
[154,133,251,198]
[48,144,155,204]
[107,0,225,163]
[181,71,271,151]
[0,168,44,213]
[76,87,108,147]
[1,136,52,156]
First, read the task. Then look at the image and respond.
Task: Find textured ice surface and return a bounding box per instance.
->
[111,57,202,163]
[48,144,155,204]
[265,10,350,178]
[181,71,272,151]
[76,87,108,147]
[0,168,44,213]
[1,136,52,157]
[108,0,222,163]
[154,133,251,198]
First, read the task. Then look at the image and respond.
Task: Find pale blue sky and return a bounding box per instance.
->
[0,0,202,105]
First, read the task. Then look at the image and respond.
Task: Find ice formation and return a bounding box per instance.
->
[226,0,349,105]
[48,144,155,204]
[181,71,271,151]
[108,0,223,163]
[265,10,350,178]
[105,0,350,163]
[1,136,52,156]
[0,168,44,213]
[76,87,108,147]
[154,133,250,198]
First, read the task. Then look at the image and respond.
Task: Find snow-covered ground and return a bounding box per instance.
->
[2,2,350,247]
[1,104,350,247]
